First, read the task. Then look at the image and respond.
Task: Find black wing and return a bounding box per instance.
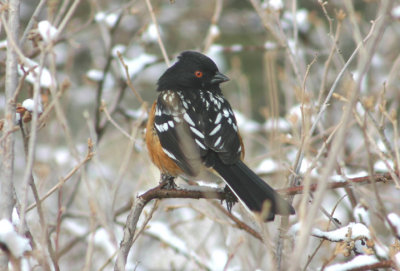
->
[154,91,202,176]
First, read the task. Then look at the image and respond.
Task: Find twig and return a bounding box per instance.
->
[0,0,19,222]
[144,0,170,66]
[26,141,94,212]
[278,172,396,196]
[211,201,262,241]
[288,2,392,269]
[203,0,223,52]
[19,0,47,45]
[100,100,133,140]
[115,184,233,271]
[116,52,145,105]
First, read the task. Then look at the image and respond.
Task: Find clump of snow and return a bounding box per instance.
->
[12,208,20,227]
[290,222,371,242]
[387,213,400,238]
[91,228,116,257]
[282,9,310,33]
[54,147,71,166]
[124,108,148,120]
[255,158,280,175]
[209,248,228,270]
[38,20,58,43]
[262,0,283,11]
[86,69,104,82]
[206,44,226,71]
[141,23,159,43]
[0,219,31,258]
[395,252,400,269]
[312,223,371,241]
[18,58,53,88]
[234,111,260,133]
[230,44,243,52]
[325,255,379,271]
[95,12,119,28]
[392,5,400,19]
[22,98,43,113]
[119,53,157,79]
[0,40,7,49]
[263,117,291,132]
[209,25,220,37]
[264,41,277,50]
[111,44,126,57]
[353,204,370,226]
[374,159,394,172]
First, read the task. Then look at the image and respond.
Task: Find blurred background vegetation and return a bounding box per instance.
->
[1,0,400,270]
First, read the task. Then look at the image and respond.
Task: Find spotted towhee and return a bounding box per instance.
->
[146,51,295,221]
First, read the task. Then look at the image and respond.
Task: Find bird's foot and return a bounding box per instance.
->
[160,174,177,189]
[222,185,238,212]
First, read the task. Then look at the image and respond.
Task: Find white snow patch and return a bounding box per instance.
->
[141,23,159,43]
[264,41,277,50]
[282,9,310,32]
[22,98,43,113]
[63,220,88,236]
[353,204,370,226]
[206,44,226,71]
[210,248,228,271]
[395,252,400,268]
[91,228,116,257]
[387,213,400,238]
[312,223,370,241]
[18,58,53,88]
[86,69,104,81]
[0,40,7,49]
[234,111,260,133]
[54,148,71,166]
[119,53,157,79]
[262,0,283,11]
[255,158,280,175]
[374,159,394,172]
[209,25,220,37]
[38,20,58,43]
[392,5,400,19]
[147,222,187,251]
[263,117,291,132]
[325,255,378,271]
[95,12,119,28]
[111,44,126,57]
[12,208,20,227]
[124,108,148,120]
[0,219,31,258]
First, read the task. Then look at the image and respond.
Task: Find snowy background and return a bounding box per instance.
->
[1,0,400,270]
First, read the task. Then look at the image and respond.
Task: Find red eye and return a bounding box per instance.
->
[194,71,203,78]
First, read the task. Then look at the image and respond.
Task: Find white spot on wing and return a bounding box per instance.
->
[214,136,222,147]
[183,113,195,126]
[190,126,205,138]
[168,120,174,128]
[155,123,164,132]
[214,113,222,124]
[163,123,169,131]
[162,148,177,160]
[195,139,207,150]
[223,109,229,117]
[209,124,221,136]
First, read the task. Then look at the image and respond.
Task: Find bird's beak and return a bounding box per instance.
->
[211,71,230,84]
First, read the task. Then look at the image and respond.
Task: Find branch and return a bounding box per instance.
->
[278,172,396,196]
[114,183,229,271]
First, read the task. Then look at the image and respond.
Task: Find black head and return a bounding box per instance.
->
[157,51,229,92]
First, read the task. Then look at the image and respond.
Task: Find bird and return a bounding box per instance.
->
[145,51,295,221]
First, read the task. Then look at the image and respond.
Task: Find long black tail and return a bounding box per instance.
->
[212,159,295,221]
